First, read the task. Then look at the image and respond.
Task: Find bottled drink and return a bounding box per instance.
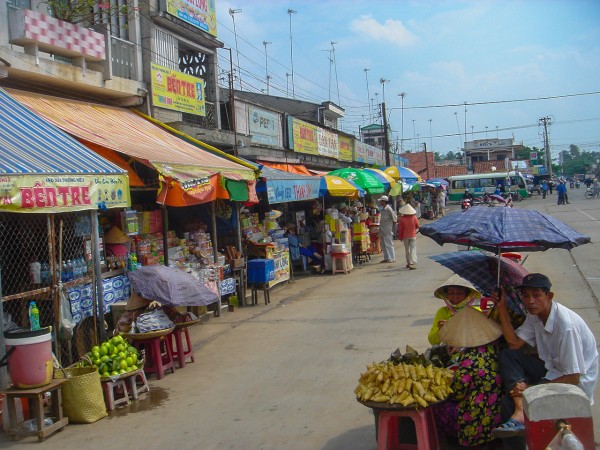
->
[131,253,138,271]
[40,262,50,284]
[29,301,40,330]
[29,260,41,284]
[61,261,68,282]
[66,260,73,281]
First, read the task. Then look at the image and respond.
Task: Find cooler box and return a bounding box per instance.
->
[247,259,275,284]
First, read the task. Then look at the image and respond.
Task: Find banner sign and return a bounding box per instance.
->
[266,178,321,204]
[530,152,537,161]
[373,147,384,165]
[269,250,290,288]
[317,128,339,159]
[0,174,130,213]
[249,106,281,147]
[151,63,205,116]
[354,141,368,162]
[165,0,217,36]
[288,117,318,155]
[338,136,353,161]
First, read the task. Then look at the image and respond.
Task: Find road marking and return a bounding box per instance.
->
[573,207,598,222]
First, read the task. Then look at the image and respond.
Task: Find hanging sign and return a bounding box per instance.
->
[0,174,130,213]
[165,0,217,36]
[288,117,318,155]
[249,106,281,147]
[266,178,321,204]
[338,136,353,162]
[151,63,205,116]
[317,128,339,159]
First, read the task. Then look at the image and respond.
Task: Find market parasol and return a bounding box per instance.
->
[327,168,386,195]
[419,206,591,253]
[382,166,422,183]
[389,181,418,197]
[363,168,397,189]
[426,178,449,188]
[429,251,529,318]
[127,265,219,307]
[319,175,365,198]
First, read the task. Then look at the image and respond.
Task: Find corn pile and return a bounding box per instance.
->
[355,361,454,407]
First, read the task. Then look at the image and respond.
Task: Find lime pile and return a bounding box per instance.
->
[82,335,141,377]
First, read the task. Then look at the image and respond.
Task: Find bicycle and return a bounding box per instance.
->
[585,187,599,199]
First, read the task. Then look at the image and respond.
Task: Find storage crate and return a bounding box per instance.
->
[247,259,275,284]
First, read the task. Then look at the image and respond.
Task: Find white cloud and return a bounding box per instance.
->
[350,15,418,47]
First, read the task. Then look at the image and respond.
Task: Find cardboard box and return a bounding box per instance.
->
[227,258,245,269]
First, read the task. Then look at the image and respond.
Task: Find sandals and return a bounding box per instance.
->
[492,418,525,438]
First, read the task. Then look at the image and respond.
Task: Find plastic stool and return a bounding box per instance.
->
[126,370,150,400]
[249,283,271,305]
[331,252,350,275]
[377,407,440,450]
[101,379,130,411]
[171,326,195,368]
[133,335,176,380]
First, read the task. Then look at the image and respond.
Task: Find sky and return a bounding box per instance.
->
[213,0,600,158]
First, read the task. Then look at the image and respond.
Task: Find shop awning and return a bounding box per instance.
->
[258,166,320,204]
[7,89,256,205]
[258,162,313,176]
[0,88,130,213]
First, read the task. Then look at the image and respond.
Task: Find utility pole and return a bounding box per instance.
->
[539,116,552,177]
[382,102,391,166]
[263,41,271,94]
[288,9,297,98]
[228,48,238,156]
[228,9,242,90]
[423,142,430,179]
[364,69,371,122]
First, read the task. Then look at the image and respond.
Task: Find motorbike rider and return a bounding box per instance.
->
[462,189,474,210]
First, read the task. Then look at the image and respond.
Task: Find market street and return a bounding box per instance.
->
[2,191,599,449]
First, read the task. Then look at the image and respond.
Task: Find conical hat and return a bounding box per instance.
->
[439,306,502,347]
[104,226,129,244]
[125,291,152,311]
[434,274,481,300]
[399,204,417,215]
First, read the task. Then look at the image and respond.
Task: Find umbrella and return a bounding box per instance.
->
[426,178,449,188]
[363,168,397,189]
[328,168,386,194]
[319,175,365,198]
[127,265,219,307]
[419,206,591,253]
[383,166,422,183]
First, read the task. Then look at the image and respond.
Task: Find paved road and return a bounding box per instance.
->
[2,189,599,449]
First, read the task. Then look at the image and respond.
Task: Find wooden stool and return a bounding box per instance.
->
[377,407,440,450]
[126,369,150,400]
[171,325,195,368]
[331,252,351,275]
[249,283,271,305]
[133,335,176,380]
[101,378,130,411]
[2,379,69,441]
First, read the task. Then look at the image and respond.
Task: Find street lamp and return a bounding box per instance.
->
[228,8,242,90]
[263,40,271,94]
[380,78,389,104]
[288,8,297,98]
[398,92,406,152]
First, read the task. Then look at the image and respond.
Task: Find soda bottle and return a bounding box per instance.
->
[29,301,40,330]
[131,253,138,271]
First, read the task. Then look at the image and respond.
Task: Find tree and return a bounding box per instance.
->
[42,0,138,24]
[434,151,442,162]
[569,144,581,159]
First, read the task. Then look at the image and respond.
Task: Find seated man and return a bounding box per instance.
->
[492,273,598,438]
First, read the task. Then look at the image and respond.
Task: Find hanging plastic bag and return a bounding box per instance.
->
[58,287,76,341]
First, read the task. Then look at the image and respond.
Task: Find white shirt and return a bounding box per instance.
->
[516,301,598,403]
[378,205,397,234]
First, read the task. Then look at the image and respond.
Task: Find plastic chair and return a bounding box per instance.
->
[101,378,130,411]
[331,252,351,275]
[133,335,176,380]
[377,407,440,450]
[171,326,195,368]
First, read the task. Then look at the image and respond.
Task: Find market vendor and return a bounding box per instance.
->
[284,223,324,271]
[104,226,130,257]
[428,275,481,345]
[338,203,353,224]
[433,306,504,447]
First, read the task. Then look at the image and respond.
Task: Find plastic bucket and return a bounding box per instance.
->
[3,328,53,389]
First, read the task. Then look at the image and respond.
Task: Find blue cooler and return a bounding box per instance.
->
[247,259,275,284]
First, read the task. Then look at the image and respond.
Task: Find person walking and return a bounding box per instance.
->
[557,180,567,205]
[541,180,548,199]
[436,187,446,217]
[397,203,419,269]
[492,273,598,438]
[377,195,397,263]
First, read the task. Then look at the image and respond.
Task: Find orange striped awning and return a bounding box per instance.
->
[259,162,312,176]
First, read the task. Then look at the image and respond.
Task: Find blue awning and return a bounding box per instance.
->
[0,88,130,212]
[0,87,126,175]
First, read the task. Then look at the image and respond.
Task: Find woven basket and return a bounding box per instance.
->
[126,326,175,340]
[174,319,200,329]
[54,367,107,423]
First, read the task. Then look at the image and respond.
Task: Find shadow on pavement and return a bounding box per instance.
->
[321,425,376,450]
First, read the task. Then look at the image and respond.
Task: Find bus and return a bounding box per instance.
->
[447,171,528,201]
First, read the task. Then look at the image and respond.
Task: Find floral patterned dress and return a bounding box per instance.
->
[434,343,503,447]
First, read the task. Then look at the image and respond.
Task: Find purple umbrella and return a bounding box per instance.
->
[127,265,218,307]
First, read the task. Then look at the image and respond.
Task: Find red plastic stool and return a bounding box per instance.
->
[171,326,195,369]
[101,378,130,411]
[377,407,440,450]
[330,252,351,275]
[133,334,176,380]
[126,369,150,400]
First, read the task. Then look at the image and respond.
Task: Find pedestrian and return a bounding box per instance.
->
[377,195,397,263]
[548,179,554,194]
[556,181,567,205]
[594,178,599,198]
[436,187,446,217]
[337,203,353,224]
[428,275,481,345]
[492,273,598,438]
[397,203,419,269]
[541,180,548,199]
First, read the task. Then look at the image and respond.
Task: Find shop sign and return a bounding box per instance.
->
[155,164,219,206]
[165,0,217,36]
[354,141,368,162]
[266,179,320,204]
[0,174,130,213]
[288,117,318,155]
[269,251,290,288]
[338,136,353,162]
[249,106,281,147]
[317,128,339,159]
[373,147,384,165]
[151,63,205,116]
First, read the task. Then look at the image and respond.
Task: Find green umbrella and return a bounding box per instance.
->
[327,168,386,195]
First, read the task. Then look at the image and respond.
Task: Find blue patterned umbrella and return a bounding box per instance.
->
[420,207,590,253]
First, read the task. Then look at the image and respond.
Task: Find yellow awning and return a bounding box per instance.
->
[7,89,255,183]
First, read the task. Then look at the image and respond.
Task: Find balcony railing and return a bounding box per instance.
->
[110,35,136,80]
[182,101,217,128]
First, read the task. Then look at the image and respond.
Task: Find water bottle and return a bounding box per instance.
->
[29,260,41,284]
[40,262,50,284]
[74,258,83,279]
[61,261,68,282]
[67,260,74,281]
[29,301,40,330]
[80,257,87,277]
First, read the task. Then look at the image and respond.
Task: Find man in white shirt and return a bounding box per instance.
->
[377,195,397,263]
[492,273,598,438]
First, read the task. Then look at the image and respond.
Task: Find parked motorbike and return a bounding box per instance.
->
[576,181,581,189]
[585,187,598,199]
[461,198,473,210]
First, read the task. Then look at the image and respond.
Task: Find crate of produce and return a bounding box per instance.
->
[247,259,275,284]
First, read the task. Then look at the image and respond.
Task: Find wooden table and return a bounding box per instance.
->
[2,379,69,441]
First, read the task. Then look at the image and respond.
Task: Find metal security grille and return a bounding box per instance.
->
[0,212,99,366]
